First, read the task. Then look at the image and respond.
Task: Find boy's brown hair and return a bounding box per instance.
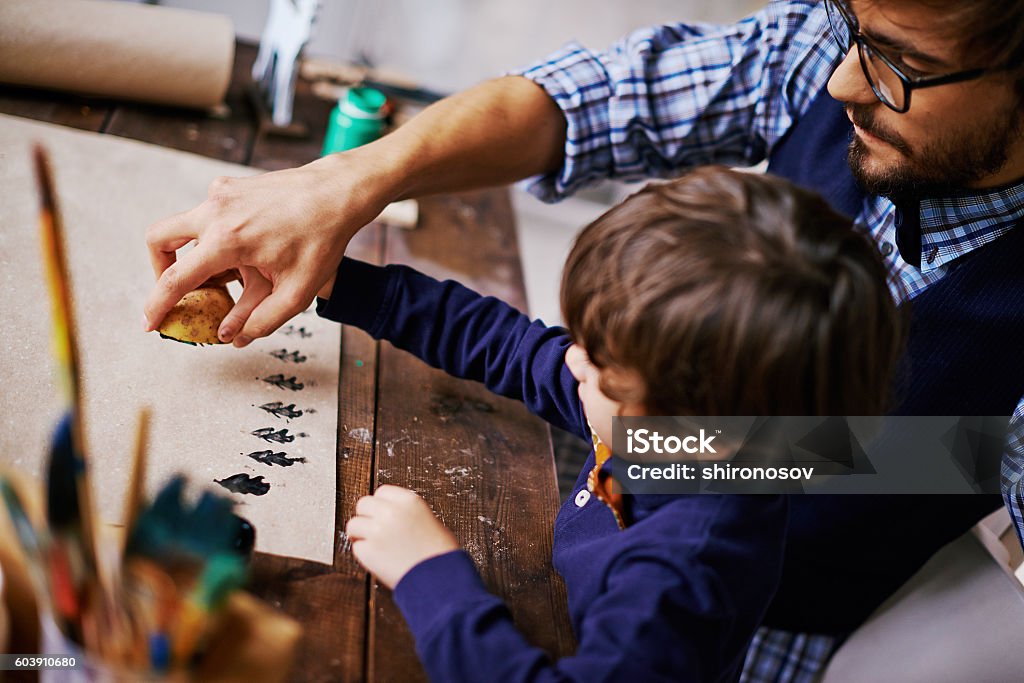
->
[561,166,904,416]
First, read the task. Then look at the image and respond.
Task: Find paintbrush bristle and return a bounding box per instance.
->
[126,477,252,566]
[0,477,43,557]
[33,143,57,215]
[46,413,82,529]
[34,143,80,407]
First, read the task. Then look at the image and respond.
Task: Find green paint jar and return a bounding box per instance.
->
[321,86,387,155]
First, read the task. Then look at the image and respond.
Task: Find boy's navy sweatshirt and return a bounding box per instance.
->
[318,257,788,683]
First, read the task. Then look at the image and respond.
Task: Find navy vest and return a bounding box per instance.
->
[762,90,1024,633]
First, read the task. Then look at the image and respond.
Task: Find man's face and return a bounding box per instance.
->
[826,0,1024,198]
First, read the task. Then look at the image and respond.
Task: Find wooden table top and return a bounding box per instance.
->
[0,42,573,682]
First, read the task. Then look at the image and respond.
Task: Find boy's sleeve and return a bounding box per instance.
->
[392,495,788,682]
[317,257,588,439]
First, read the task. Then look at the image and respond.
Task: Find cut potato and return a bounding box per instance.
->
[157,285,234,345]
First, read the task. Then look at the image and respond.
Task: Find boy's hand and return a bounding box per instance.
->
[346,485,459,589]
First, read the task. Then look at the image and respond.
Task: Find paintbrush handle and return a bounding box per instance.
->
[0,479,54,613]
[170,599,210,667]
[123,407,151,542]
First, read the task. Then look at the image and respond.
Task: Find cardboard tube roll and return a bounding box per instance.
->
[0,0,234,110]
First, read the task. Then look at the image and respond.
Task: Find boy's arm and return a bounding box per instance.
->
[317,257,587,439]
[392,494,788,682]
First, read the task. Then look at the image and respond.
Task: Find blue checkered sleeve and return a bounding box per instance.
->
[512,0,839,202]
[1002,399,1024,547]
[741,627,836,683]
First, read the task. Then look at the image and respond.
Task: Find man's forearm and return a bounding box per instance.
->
[342,76,567,203]
[143,77,565,344]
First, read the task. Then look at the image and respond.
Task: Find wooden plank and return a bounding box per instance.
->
[368,191,574,682]
[329,224,383,683]
[0,86,110,132]
[100,43,257,165]
[384,192,534,311]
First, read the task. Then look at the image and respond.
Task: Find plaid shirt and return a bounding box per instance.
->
[515,1,1024,680]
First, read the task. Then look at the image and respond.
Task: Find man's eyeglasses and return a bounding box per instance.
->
[824,0,988,113]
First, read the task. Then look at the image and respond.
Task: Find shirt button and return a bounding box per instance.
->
[574,490,591,507]
[880,241,894,257]
[927,247,939,264]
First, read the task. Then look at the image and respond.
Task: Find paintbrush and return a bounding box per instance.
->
[34,144,108,646]
[44,415,89,639]
[126,478,242,563]
[123,557,179,672]
[123,407,151,547]
[170,553,247,666]
[124,478,251,670]
[0,477,53,612]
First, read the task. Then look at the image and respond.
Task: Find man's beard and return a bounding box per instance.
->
[846,103,1023,199]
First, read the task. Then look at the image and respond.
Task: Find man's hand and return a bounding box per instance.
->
[143,151,391,347]
[142,76,566,347]
[346,485,459,589]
